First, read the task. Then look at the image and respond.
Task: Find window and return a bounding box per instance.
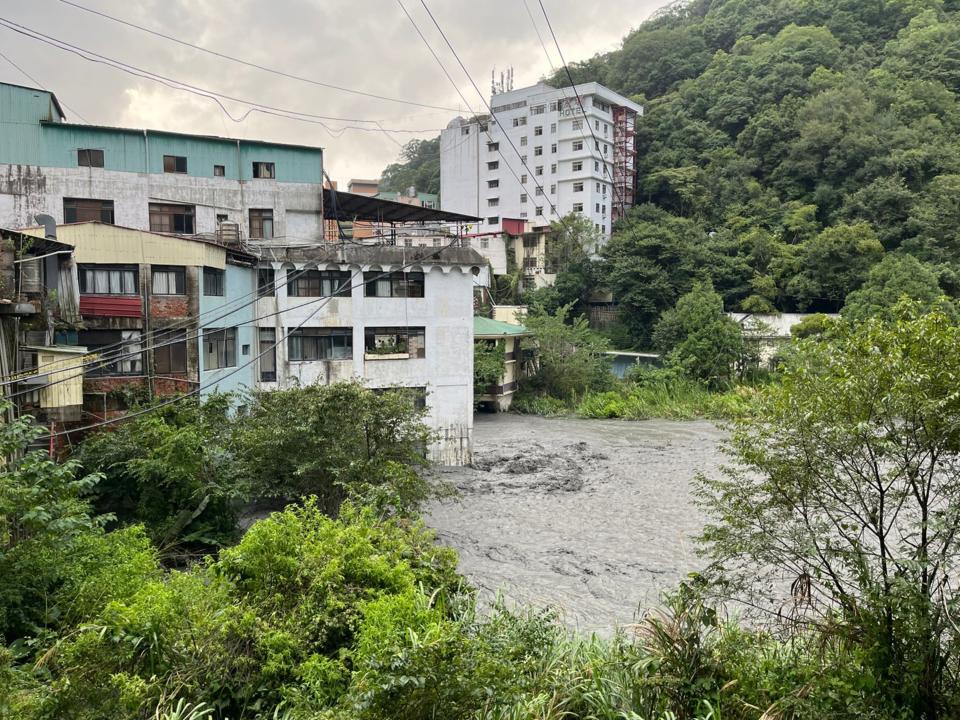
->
[252,162,275,179]
[203,327,236,370]
[63,198,114,224]
[535,166,543,176]
[573,203,584,212]
[461,126,470,136]
[551,163,557,174]
[603,123,609,136]
[259,328,276,381]
[534,126,543,136]
[596,203,601,212]
[364,271,425,298]
[535,206,543,216]
[595,119,600,130]
[523,235,539,248]
[213,164,225,177]
[487,161,499,170]
[550,123,557,133]
[79,265,137,295]
[288,270,352,297]
[479,122,488,131]
[550,184,556,194]
[163,155,187,174]
[480,238,489,249]
[523,256,538,269]
[512,116,527,127]
[520,193,527,203]
[487,198,499,207]
[488,216,499,224]
[520,211,528,218]
[217,213,229,224]
[574,182,584,192]
[149,203,195,234]
[154,329,187,374]
[77,148,104,168]
[572,160,582,172]
[595,161,600,171]
[531,105,545,115]
[549,101,559,111]
[534,146,543,156]
[80,330,142,376]
[249,208,274,239]
[364,326,426,358]
[203,267,225,296]
[572,140,584,151]
[288,327,353,361]
[604,144,609,156]
[487,142,499,151]
[488,179,499,188]
[521,155,527,164]
[151,266,185,295]
[602,184,607,195]
[257,268,275,298]
[521,173,527,183]
[520,136,528,146]
[551,143,557,153]
[535,187,543,196]
[602,204,607,214]
[572,119,583,130]
[596,182,601,192]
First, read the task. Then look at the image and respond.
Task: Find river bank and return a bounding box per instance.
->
[427,413,727,634]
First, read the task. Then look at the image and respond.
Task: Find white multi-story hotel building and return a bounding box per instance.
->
[440,82,642,240]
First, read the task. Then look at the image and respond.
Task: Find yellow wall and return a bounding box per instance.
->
[23,223,226,268]
[37,350,87,408]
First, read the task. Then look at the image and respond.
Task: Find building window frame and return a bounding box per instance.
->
[364,326,426,358]
[151,266,186,295]
[154,329,187,374]
[77,148,104,168]
[363,271,425,298]
[203,267,225,297]
[287,327,353,361]
[249,208,275,239]
[64,197,114,224]
[287,269,352,298]
[252,161,276,179]
[149,203,196,234]
[163,155,188,174]
[203,327,236,370]
[78,264,138,295]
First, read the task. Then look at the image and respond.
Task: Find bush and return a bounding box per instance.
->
[510,391,570,416]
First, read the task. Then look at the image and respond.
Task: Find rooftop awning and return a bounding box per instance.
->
[324,189,479,224]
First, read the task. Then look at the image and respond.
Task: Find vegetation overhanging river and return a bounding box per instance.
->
[427,413,727,634]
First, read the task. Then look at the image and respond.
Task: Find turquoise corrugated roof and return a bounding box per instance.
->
[474,316,529,337]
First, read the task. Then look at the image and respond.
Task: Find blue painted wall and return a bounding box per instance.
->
[0,83,323,183]
[199,262,257,400]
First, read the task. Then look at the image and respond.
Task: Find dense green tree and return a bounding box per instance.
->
[698,302,960,718]
[379,138,441,195]
[842,253,947,322]
[653,281,744,387]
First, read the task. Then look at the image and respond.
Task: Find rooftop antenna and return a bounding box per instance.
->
[491,68,496,96]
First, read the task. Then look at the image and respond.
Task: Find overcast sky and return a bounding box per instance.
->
[1,0,669,185]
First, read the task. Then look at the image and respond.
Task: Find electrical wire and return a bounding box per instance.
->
[535,0,627,216]
[42,238,465,438]
[54,0,461,113]
[0,46,91,123]
[397,0,562,225]
[0,18,447,137]
[521,0,556,73]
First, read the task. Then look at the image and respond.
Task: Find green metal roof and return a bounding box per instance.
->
[474,316,529,337]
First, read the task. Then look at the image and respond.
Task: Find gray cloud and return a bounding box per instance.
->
[1,0,668,184]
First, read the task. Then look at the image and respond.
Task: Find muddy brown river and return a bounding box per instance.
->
[427,414,727,634]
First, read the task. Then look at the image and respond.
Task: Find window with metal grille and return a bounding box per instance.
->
[80,329,142,376]
[203,267,225,296]
[249,208,274,239]
[257,268,275,298]
[77,148,104,167]
[151,266,185,295]
[364,326,426,358]
[154,329,187,374]
[287,270,351,298]
[149,203,195,234]
[214,165,225,176]
[252,162,275,179]
[363,271,425,298]
[203,327,236,369]
[258,328,277,381]
[79,265,137,294]
[64,198,114,224]
[288,327,353,361]
[163,155,187,173]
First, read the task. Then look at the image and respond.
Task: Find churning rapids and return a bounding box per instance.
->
[427,414,727,634]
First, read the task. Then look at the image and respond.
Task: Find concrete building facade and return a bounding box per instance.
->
[440,82,642,240]
[0,82,325,244]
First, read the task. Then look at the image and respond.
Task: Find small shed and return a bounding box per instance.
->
[474,316,531,412]
[20,344,89,421]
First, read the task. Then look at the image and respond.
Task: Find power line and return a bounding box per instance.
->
[0,18,447,138]
[521,0,556,73]
[397,0,562,225]
[55,0,461,114]
[535,0,626,217]
[0,47,91,123]
[44,239,465,438]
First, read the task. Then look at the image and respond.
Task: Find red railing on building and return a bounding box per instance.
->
[79,295,142,317]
